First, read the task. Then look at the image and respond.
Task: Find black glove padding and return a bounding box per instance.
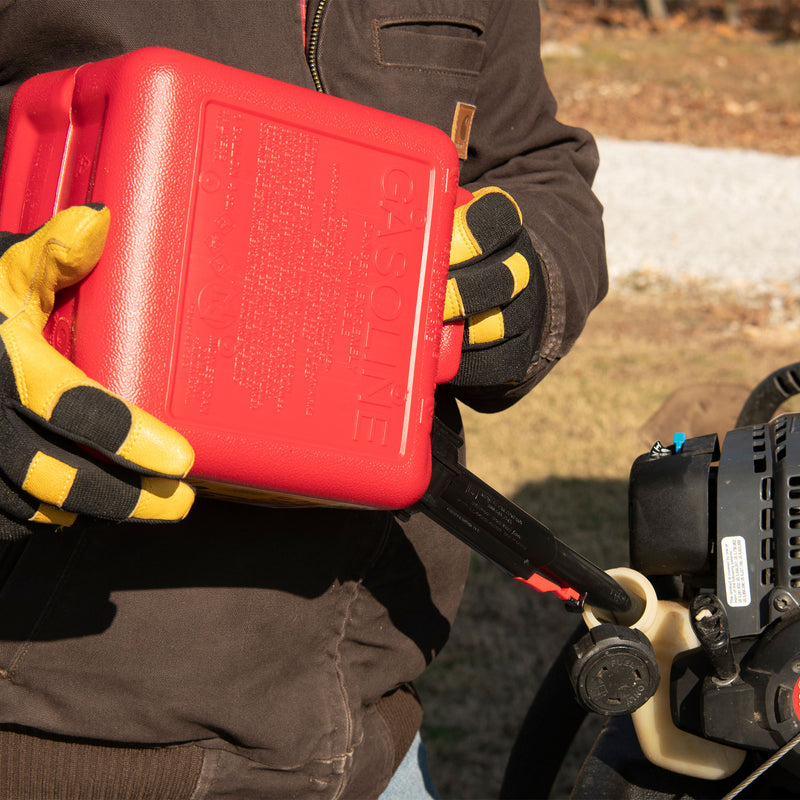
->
[444,187,546,390]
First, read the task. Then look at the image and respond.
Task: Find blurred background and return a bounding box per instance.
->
[416,1,800,797]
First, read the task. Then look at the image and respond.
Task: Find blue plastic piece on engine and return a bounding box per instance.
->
[673,432,686,453]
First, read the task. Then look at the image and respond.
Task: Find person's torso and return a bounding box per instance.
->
[1,0,492,155]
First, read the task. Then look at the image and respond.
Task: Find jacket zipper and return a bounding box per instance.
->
[306,0,330,92]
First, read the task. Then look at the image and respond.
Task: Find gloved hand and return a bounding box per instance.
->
[0,204,195,539]
[444,187,547,391]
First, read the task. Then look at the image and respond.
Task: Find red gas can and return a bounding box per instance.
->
[0,47,461,509]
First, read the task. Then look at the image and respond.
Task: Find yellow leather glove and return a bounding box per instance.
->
[444,187,546,391]
[0,204,195,539]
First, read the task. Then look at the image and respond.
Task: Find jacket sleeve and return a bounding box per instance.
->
[455,0,608,413]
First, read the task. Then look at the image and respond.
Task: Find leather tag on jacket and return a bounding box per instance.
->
[450,102,476,160]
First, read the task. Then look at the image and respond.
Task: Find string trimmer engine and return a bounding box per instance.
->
[629,412,800,776]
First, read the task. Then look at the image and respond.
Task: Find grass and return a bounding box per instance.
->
[417,285,800,798]
[542,5,800,154]
[413,4,800,796]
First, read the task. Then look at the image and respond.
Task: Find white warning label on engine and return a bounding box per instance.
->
[721,536,751,608]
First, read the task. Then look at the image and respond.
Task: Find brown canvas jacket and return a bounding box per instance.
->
[0,2,607,799]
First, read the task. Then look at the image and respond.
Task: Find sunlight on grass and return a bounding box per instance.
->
[419,284,800,799]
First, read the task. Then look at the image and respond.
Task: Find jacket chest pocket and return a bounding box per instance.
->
[319,1,490,136]
[373,1,489,76]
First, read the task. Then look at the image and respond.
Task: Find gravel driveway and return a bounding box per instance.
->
[593,138,800,292]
